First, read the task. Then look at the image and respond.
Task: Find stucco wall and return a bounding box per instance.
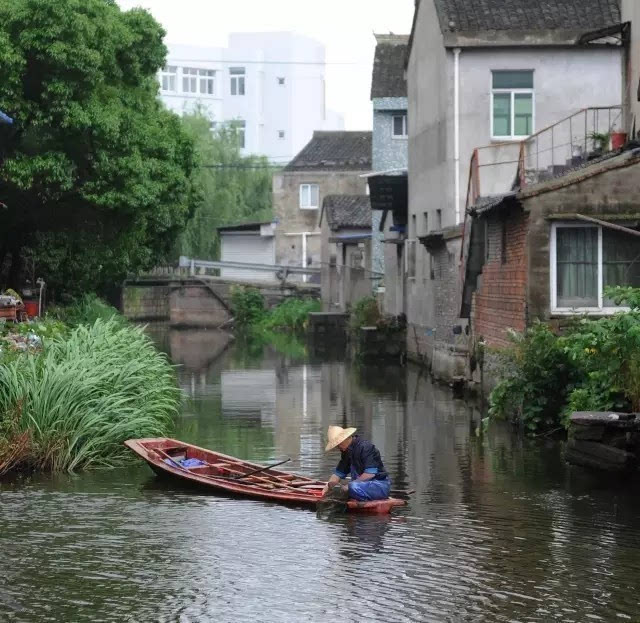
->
[372,97,409,291]
[273,170,369,276]
[622,0,640,133]
[407,0,452,345]
[458,47,623,216]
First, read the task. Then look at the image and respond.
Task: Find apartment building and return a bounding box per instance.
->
[158,32,344,163]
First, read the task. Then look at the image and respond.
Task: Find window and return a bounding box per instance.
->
[182,68,215,95]
[299,184,319,209]
[491,70,534,139]
[550,223,640,313]
[436,209,442,230]
[278,130,285,140]
[392,114,408,138]
[161,66,177,92]
[230,67,246,95]
[423,212,429,235]
[230,120,246,148]
[277,77,286,85]
[405,239,416,280]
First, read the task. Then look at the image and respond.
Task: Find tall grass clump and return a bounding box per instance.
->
[258,297,320,333]
[0,319,180,474]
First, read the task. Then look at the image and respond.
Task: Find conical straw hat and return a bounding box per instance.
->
[325,425,357,452]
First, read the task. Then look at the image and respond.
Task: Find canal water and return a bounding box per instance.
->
[2,328,640,622]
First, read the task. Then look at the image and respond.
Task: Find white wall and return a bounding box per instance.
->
[160,33,344,163]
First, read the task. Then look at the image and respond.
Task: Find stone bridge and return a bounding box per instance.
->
[122,275,319,328]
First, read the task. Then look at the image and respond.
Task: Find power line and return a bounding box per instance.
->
[166,58,362,66]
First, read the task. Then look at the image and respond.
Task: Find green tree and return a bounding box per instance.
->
[177,113,274,260]
[0,0,199,298]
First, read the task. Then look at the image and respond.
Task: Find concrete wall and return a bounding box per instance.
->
[622,0,640,134]
[523,156,640,324]
[273,170,369,275]
[406,0,452,364]
[457,47,622,214]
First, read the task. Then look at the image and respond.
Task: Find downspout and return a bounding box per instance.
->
[453,47,461,224]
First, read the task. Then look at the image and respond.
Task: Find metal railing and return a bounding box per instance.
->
[466,106,624,210]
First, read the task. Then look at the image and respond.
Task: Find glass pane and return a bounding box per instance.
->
[514,94,533,136]
[230,78,236,95]
[300,185,309,207]
[310,185,319,207]
[492,70,533,89]
[393,116,405,136]
[239,77,245,95]
[603,228,640,305]
[230,67,245,75]
[556,227,598,308]
[493,93,511,137]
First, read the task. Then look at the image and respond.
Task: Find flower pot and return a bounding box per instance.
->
[611,132,628,150]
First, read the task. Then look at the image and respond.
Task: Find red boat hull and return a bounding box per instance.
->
[125,437,406,514]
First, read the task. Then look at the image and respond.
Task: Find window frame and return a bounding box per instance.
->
[550,222,631,315]
[490,71,535,141]
[230,67,246,96]
[160,66,177,92]
[299,183,319,210]
[181,67,215,95]
[392,114,408,139]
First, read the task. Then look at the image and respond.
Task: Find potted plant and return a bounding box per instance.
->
[610,126,628,150]
[588,131,610,153]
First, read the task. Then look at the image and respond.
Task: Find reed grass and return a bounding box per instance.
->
[0,318,180,473]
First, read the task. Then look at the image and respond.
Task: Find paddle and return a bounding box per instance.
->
[291,482,416,499]
[234,458,291,480]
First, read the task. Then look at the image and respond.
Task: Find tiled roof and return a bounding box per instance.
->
[322,195,372,230]
[371,35,409,99]
[434,0,621,33]
[285,131,372,172]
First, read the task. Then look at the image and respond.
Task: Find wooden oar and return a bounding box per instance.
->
[235,458,291,480]
[291,482,416,498]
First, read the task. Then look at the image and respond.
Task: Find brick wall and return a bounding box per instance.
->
[471,209,529,348]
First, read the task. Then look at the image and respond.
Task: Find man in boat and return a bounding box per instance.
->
[322,426,390,501]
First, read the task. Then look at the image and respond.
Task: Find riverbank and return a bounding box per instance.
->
[0,297,179,474]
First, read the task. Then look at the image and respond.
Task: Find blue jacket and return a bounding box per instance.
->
[334,435,388,481]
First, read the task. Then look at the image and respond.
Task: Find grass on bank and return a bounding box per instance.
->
[0,317,180,474]
[230,286,320,334]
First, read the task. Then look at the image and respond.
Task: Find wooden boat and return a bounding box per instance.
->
[125,437,407,514]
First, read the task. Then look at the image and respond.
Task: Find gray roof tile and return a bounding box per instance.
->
[371,35,409,99]
[285,131,372,172]
[434,0,620,33]
[322,195,372,230]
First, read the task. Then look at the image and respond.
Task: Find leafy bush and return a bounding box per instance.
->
[489,288,640,434]
[230,286,266,327]
[489,322,578,433]
[350,297,381,332]
[0,319,179,474]
[259,298,320,333]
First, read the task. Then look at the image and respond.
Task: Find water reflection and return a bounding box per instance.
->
[3,328,640,621]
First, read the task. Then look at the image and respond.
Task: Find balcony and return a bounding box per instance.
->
[466,106,624,210]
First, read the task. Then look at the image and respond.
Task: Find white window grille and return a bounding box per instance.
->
[550,222,640,314]
[182,67,215,95]
[299,184,319,210]
[491,70,534,139]
[161,66,177,92]
[230,67,246,96]
[392,114,408,139]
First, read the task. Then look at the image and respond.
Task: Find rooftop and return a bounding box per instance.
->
[371,34,409,99]
[433,0,620,34]
[285,131,372,172]
[321,195,372,230]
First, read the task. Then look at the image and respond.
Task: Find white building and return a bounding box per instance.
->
[159,32,344,163]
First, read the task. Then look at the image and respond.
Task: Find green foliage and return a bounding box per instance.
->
[490,288,640,433]
[259,298,320,333]
[0,0,199,297]
[350,296,381,332]
[0,318,179,473]
[176,113,274,260]
[489,323,578,433]
[230,286,266,327]
[60,293,125,328]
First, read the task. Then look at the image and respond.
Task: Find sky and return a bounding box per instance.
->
[115,0,415,129]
